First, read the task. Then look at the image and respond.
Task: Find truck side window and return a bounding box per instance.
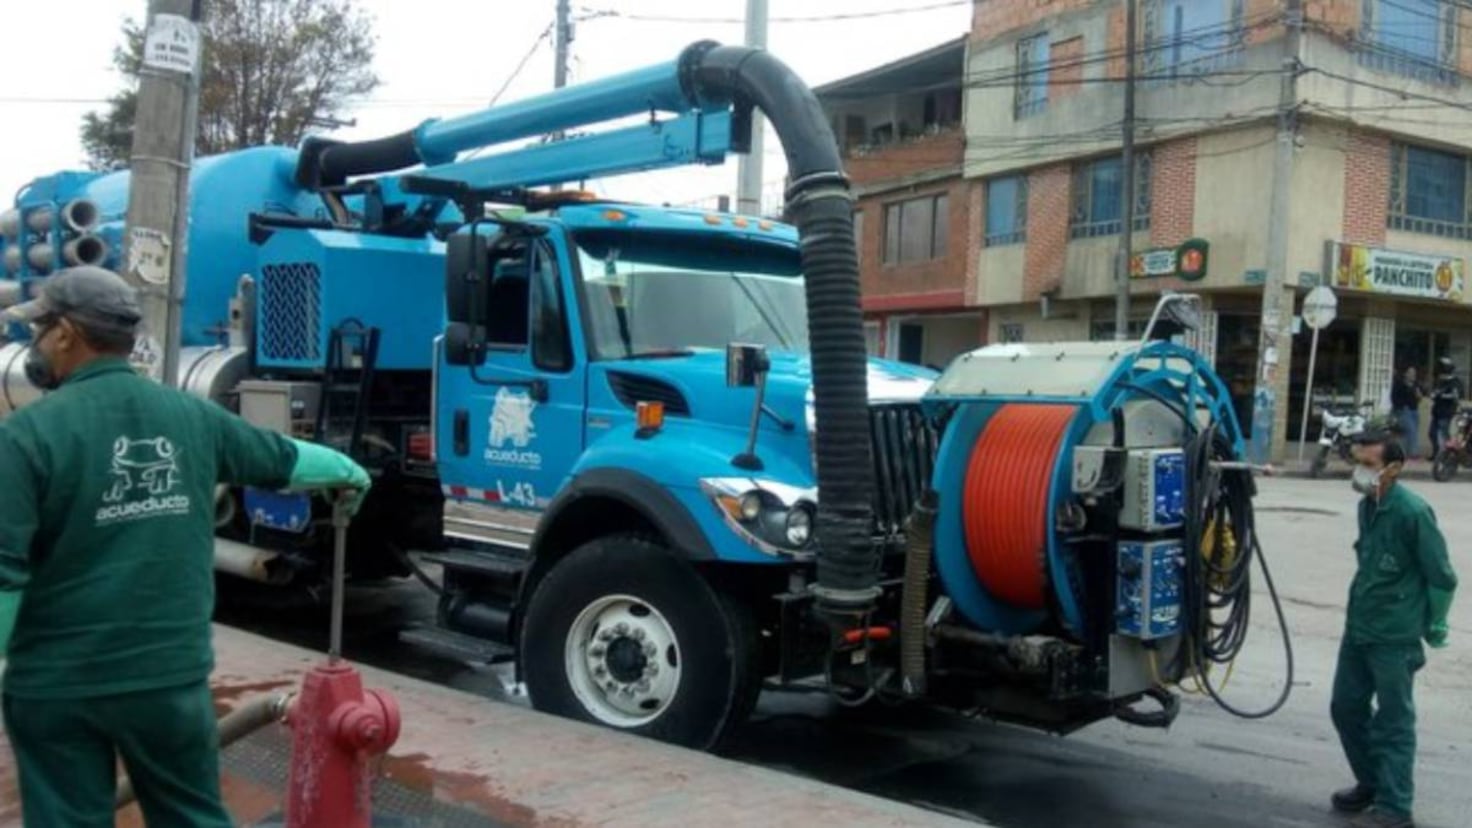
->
[485,248,530,348]
[531,241,572,371]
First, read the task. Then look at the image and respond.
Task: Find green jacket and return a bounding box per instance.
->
[1347,482,1459,646]
[0,358,298,699]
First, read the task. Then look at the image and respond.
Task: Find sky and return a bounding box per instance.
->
[0,0,970,212]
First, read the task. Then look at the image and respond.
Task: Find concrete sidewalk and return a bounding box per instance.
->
[0,624,977,827]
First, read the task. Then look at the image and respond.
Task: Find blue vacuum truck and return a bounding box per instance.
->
[0,42,1290,750]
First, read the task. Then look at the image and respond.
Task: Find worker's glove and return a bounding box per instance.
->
[1427,587,1454,650]
[286,440,372,516]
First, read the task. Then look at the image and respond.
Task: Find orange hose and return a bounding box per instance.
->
[961,404,1077,609]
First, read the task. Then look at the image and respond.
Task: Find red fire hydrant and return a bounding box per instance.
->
[282,494,402,828]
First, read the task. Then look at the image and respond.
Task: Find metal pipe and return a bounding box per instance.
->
[214,538,289,584]
[62,234,109,267]
[3,246,19,275]
[296,45,714,188]
[25,243,53,273]
[24,208,53,235]
[116,691,293,809]
[61,199,100,234]
[0,209,19,240]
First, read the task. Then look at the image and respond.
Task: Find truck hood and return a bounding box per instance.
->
[598,349,936,431]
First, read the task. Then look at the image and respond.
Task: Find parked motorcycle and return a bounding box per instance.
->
[1432,406,1472,482]
[1310,401,1375,479]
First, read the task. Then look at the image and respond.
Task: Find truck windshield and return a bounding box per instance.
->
[574,228,810,359]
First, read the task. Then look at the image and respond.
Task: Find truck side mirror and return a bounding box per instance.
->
[444,322,487,367]
[446,233,489,325]
[726,343,770,388]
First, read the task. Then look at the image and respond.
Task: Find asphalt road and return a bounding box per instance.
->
[216,466,1472,828]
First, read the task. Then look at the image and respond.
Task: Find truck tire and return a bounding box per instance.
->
[520,534,759,751]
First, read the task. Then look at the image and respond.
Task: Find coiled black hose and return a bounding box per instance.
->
[1180,424,1295,719]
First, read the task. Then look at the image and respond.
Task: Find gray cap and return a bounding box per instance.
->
[5,266,142,330]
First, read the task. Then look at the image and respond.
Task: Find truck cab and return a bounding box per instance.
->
[422,201,935,749]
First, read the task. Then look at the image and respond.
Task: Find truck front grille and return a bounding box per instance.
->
[868,402,938,539]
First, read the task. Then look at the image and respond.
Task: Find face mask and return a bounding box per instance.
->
[1351,464,1383,496]
[23,326,60,391]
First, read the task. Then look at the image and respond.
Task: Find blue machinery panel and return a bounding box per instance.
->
[1115,539,1185,640]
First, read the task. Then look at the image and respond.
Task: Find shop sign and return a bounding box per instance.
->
[1130,238,1209,281]
[1328,241,1465,302]
[1130,248,1177,279]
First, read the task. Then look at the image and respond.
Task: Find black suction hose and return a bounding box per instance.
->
[686,44,879,618]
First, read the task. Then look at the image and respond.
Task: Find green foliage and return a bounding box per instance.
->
[81,0,380,170]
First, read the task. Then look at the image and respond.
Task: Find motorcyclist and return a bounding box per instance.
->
[1428,357,1464,460]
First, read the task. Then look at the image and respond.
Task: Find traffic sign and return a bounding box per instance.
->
[1302,285,1337,330]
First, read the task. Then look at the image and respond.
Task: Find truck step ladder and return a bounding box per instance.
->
[398,625,516,665]
[422,548,529,580]
[316,320,380,457]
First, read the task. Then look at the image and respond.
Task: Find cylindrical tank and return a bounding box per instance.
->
[0,343,41,416]
[64,147,322,350]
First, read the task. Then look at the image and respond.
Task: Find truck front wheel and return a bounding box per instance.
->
[520,535,759,751]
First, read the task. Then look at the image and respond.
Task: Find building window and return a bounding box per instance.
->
[1359,0,1458,85]
[1090,319,1148,341]
[883,192,949,264]
[985,175,1028,246]
[1015,33,1049,119]
[1142,0,1245,81]
[854,210,864,264]
[1070,153,1152,239]
[1000,323,1026,343]
[1389,142,1470,238]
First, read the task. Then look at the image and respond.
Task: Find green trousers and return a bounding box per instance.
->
[1330,640,1427,819]
[2,680,232,828]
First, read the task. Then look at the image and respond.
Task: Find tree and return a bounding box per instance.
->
[81,0,380,171]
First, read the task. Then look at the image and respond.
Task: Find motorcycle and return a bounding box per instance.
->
[1432,406,1472,482]
[1310,401,1375,479]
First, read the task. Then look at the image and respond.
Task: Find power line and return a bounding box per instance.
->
[577,0,969,25]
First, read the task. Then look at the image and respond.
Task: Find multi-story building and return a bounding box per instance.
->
[966,0,1472,454]
[815,37,985,369]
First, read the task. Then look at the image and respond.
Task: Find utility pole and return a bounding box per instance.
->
[1113,0,1137,341]
[736,0,769,216]
[1247,0,1302,465]
[554,0,572,90]
[122,0,204,387]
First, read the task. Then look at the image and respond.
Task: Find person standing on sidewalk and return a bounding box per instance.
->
[1330,423,1458,828]
[0,266,372,827]
[1389,367,1423,459]
[1427,357,1464,461]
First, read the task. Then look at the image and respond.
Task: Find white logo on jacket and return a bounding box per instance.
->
[96,436,191,525]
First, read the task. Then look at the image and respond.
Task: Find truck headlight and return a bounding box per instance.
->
[700,477,818,557]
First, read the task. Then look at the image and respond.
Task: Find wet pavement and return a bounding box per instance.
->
[215,473,1472,828]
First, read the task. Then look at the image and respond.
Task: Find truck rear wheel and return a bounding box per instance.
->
[519,535,759,751]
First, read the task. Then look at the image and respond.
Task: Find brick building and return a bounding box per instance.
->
[815,38,984,369]
[966,0,1472,451]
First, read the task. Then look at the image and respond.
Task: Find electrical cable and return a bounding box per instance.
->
[1179,423,1295,719]
[961,403,1077,609]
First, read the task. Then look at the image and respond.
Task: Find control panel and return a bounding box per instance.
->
[1120,448,1185,532]
[1116,539,1185,640]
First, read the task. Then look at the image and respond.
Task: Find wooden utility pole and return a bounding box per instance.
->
[121,0,204,386]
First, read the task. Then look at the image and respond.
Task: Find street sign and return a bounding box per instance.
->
[1301,285,1337,330]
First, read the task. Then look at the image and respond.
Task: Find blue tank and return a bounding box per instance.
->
[2,147,324,347]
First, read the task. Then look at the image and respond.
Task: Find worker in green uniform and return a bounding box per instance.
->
[1330,421,1458,828]
[0,266,372,827]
